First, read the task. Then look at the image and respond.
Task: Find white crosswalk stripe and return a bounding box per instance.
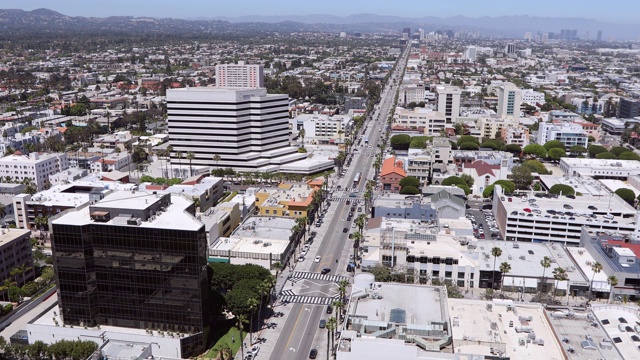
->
[279,294,339,305]
[330,197,361,202]
[290,271,348,283]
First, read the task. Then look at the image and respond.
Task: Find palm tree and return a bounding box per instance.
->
[166,145,173,177]
[186,151,195,177]
[247,298,259,345]
[552,267,568,304]
[355,214,367,233]
[327,316,337,356]
[299,129,305,146]
[540,256,552,292]
[295,217,308,242]
[589,261,602,300]
[176,150,183,178]
[0,203,5,220]
[236,314,247,359]
[0,278,15,302]
[212,154,222,169]
[491,247,502,290]
[352,232,363,264]
[332,300,344,324]
[607,275,618,304]
[499,262,511,294]
[272,261,283,278]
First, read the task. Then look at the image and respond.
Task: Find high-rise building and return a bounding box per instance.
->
[542,33,549,43]
[167,88,305,172]
[497,83,523,120]
[436,86,461,124]
[215,61,264,88]
[51,191,209,357]
[524,32,532,42]
[505,43,516,54]
[619,98,640,119]
[597,30,603,42]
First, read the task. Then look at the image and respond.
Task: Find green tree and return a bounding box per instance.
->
[523,144,547,158]
[596,152,617,159]
[547,147,567,162]
[540,256,552,289]
[398,176,420,188]
[510,165,534,190]
[483,180,516,198]
[615,188,636,206]
[499,262,511,294]
[491,247,502,290]
[390,134,411,150]
[588,144,607,158]
[459,142,480,150]
[522,159,548,174]
[504,144,522,155]
[459,174,475,187]
[457,135,479,146]
[589,261,602,300]
[619,151,640,161]
[480,140,503,151]
[409,136,432,149]
[543,140,565,151]
[370,264,392,282]
[610,146,628,157]
[607,275,618,304]
[399,185,420,195]
[186,151,195,177]
[552,267,568,303]
[569,145,588,156]
[549,184,575,196]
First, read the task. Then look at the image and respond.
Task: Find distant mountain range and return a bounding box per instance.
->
[0,8,638,41]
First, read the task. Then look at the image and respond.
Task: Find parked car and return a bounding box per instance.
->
[319,319,326,328]
[315,256,321,263]
[309,349,318,359]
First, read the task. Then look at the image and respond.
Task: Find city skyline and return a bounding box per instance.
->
[5,0,640,24]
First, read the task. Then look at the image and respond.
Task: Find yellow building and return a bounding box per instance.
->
[255,180,323,218]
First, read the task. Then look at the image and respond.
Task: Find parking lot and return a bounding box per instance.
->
[466,206,500,240]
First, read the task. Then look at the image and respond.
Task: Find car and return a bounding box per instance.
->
[352,222,356,228]
[326,305,333,314]
[248,346,260,357]
[523,208,531,213]
[343,227,348,233]
[315,256,321,263]
[319,319,326,328]
[563,204,573,209]
[300,250,308,256]
[588,205,598,210]
[309,349,318,359]
[604,214,614,220]
[297,256,305,262]
[321,268,331,275]
[346,200,351,205]
[346,216,352,221]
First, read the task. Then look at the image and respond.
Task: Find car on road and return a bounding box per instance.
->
[297,256,305,262]
[315,256,321,263]
[319,319,326,328]
[588,205,598,210]
[248,346,260,357]
[343,227,348,233]
[309,349,318,359]
[321,268,331,275]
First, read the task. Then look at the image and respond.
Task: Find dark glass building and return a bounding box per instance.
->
[51,191,209,357]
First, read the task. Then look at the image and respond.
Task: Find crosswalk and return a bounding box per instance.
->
[290,271,348,283]
[330,197,359,202]
[279,293,340,306]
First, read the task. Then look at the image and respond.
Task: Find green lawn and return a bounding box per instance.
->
[202,320,243,359]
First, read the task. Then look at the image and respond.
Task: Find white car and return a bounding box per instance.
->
[315,256,321,263]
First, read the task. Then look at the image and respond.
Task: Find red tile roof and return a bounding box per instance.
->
[465,160,499,177]
[380,156,407,177]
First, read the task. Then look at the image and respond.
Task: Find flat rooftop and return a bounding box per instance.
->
[53,192,203,231]
[210,236,289,256]
[538,175,608,197]
[0,228,30,245]
[548,307,623,360]
[591,305,640,360]
[231,216,296,241]
[449,299,565,360]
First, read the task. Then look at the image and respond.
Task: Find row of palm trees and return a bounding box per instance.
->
[235,276,276,359]
[490,248,619,304]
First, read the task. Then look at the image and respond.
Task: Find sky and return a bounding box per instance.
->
[4,0,640,23]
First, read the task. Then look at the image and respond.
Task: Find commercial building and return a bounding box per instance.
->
[399,84,425,105]
[559,158,640,179]
[476,117,516,139]
[0,153,68,190]
[372,191,465,221]
[536,122,588,150]
[343,96,367,114]
[199,201,241,242]
[93,131,137,151]
[521,89,545,105]
[0,229,35,293]
[140,175,224,213]
[618,98,640,119]
[50,191,209,357]
[215,61,264,88]
[394,107,447,135]
[496,82,522,120]
[380,157,406,193]
[254,181,322,218]
[500,125,530,147]
[293,114,352,144]
[436,86,461,124]
[167,87,306,172]
[492,184,640,245]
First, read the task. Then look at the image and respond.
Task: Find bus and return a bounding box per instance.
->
[353,172,362,187]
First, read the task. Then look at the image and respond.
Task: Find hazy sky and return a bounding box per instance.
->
[5,0,640,23]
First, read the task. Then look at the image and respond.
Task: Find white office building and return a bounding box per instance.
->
[0,152,68,190]
[521,89,545,105]
[496,83,522,120]
[394,108,447,135]
[292,114,352,143]
[167,88,305,172]
[215,61,264,88]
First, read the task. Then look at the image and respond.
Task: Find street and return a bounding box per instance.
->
[265,46,410,360]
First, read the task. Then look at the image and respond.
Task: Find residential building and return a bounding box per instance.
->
[140,175,224,212]
[93,131,137,151]
[521,89,545,105]
[0,229,35,293]
[0,152,68,190]
[293,114,352,144]
[619,98,640,119]
[399,84,425,105]
[496,82,522,120]
[476,117,516,139]
[215,61,264,88]
[500,125,530,147]
[406,138,452,183]
[380,157,406,193]
[91,151,132,173]
[394,108,446,135]
[536,122,588,150]
[50,191,209,358]
[167,87,306,172]
[344,96,367,114]
[436,85,461,124]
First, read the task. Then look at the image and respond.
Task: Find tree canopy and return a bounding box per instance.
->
[510,165,534,190]
[523,144,547,158]
[504,144,522,155]
[595,152,617,159]
[399,185,420,195]
[390,134,411,150]
[549,184,575,196]
[615,188,636,206]
[543,140,565,151]
[409,136,433,149]
[483,180,516,198]
[521,159,548,174]
[459,142,480,150]
[588,144,607,158]
[547,147,567,161]
[457,135,479,146]
[399,176,420,188]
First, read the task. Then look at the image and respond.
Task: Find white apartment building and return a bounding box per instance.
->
[293,114,352,142]
[0,153,68,190]
[399,84,426,105]
[394,108,447,135]
[167,87,305,172]
[536,122,588,150]
[500,126,530,147]
[521,89,545,105]
[496,82,522,120]
[559,158,640,179]
[215,61,264,88]
[436,85,461,124]
[476,117,517,139]
[91,151,132,173]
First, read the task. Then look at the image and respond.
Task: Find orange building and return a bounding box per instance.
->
[380,156,407,193]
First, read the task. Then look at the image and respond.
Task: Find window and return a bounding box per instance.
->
[445,271,452,278]
[458,272,465,279]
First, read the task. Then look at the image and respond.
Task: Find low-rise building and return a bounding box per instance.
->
[0,152,69,190]
[394,107,447,135]
[380,157,406,193]
[93,130,137,151]
[199,201,242,243]
[0,229,35,293]
[140,175,224,212]
[255,181,321,218]
[500,125,530,147]
[559,158,640,179]
[293,114,352,144]
[537,122,588,150]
